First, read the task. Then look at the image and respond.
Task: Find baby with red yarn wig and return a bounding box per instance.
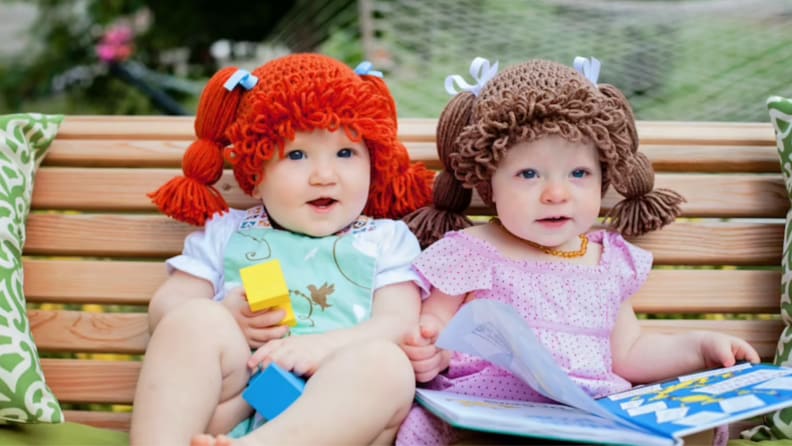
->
[150,54,431,226]
[131,54,433,446]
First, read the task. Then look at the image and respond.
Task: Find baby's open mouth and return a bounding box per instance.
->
[539,216,569,222]
[308,197,337,207]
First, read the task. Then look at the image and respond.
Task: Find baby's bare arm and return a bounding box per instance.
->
[611,300,760,384]
[148,270,214,332]
[421,289,467,331]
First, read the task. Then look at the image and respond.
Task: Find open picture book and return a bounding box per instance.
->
[415,300,792,446]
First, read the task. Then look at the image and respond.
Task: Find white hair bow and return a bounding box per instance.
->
[445,57,499,97]
[573,56,601,85]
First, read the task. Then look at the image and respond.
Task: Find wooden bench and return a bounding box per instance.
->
[27,115,785,436]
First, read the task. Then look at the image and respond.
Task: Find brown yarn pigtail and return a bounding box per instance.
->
[597,84,684,236]
[148,67,244,226]
[597,84,639,154]
[607,152,685,236]
[404,92,476,248]
[596,84,640,195]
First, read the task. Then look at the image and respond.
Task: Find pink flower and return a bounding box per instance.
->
[96,24,135,62]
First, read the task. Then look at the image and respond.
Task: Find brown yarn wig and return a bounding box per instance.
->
[405,58,684,248]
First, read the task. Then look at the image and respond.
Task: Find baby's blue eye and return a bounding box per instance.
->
[338,148,353,158]
[571,169,588,178]
[287,150,305,160]
[518,169,538,179]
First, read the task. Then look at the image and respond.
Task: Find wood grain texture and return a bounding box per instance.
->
[24,259,780,313]
[31,168,789,218]
[41,359,140,404]
[56,117,775,146]
[43,140,780,173]
[30,310,149,353]
[24,259,164,305]
[28,310,782,356]
[23,214,784,265]
[37,319,780,406]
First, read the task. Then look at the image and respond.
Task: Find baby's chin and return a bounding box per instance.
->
[289,222,348,238]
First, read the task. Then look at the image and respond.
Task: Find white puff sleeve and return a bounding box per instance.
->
[371,219,430,296]
[165,209,244,299]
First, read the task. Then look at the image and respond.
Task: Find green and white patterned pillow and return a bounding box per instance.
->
[741,96,792,441]
[0,113,64,424]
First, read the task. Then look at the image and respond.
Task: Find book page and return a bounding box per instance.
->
[436,299,627,425]
[598,362,792,438]
[415,389,674,446]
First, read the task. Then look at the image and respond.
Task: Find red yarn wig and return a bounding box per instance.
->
[150,54,433,226]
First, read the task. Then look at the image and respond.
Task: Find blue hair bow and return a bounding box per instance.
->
[223,69,259,91]
[354,61,383,78]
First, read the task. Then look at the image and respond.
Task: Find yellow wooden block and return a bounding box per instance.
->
[239,259,296,326]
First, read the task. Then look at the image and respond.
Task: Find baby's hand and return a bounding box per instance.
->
[222,287,290,348]
[401,313,451,383]
[698,331,761,368]
[248,334,337,377]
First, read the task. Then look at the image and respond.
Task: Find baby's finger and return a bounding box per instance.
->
[248,309,288,328]
[248,355,272,373]
[411,355,440,373]
[420,323,439,341]
[413,357,445,383]
[401,345,427,362]
[734,342,761,364]
[248,342,277,370]
[251,325,290,342]
[291,358,316,378]
[403,330,430,347]
[269,352,296,374]
[415,370,440,383]
[404,344,439,362]
[403,328,420,345]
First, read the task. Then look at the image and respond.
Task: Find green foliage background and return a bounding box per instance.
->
[2,0,792,121]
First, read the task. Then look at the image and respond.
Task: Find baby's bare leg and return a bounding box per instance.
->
[130,299,252,446]
[222,339,415,446]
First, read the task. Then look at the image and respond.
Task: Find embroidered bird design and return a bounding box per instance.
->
[308,283,334,309]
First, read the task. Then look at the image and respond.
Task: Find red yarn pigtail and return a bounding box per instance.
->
[149,67,244,226]
[357,73,433,219]
[363,140,434,219]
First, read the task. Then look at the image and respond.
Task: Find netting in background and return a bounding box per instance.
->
[267,0,792,121]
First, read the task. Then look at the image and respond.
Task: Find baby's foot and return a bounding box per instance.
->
[190,434,234,446]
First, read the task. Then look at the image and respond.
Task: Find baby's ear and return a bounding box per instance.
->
[250,174,264,199]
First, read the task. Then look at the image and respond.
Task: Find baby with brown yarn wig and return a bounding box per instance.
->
[131,54,433,446]
[397,57,759,446]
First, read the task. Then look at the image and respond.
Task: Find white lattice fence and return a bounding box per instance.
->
[355,0,792,120]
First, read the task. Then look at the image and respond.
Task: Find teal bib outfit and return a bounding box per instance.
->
[224,205,377,334]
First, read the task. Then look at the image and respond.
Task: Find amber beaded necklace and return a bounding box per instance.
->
[490,217,589,258]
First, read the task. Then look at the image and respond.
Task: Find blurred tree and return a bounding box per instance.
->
[0,0,295,114]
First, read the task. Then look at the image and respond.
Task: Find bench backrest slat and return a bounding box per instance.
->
[24,260,781,313]
[23,214,784,265]
[32,168,788,218]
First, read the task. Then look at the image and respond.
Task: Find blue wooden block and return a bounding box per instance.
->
[243,363,306,421]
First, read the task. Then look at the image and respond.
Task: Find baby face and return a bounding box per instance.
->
[490,135,602,250]
[253,128,371,237]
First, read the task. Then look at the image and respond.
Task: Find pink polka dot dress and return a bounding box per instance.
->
[396,229,653,446]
